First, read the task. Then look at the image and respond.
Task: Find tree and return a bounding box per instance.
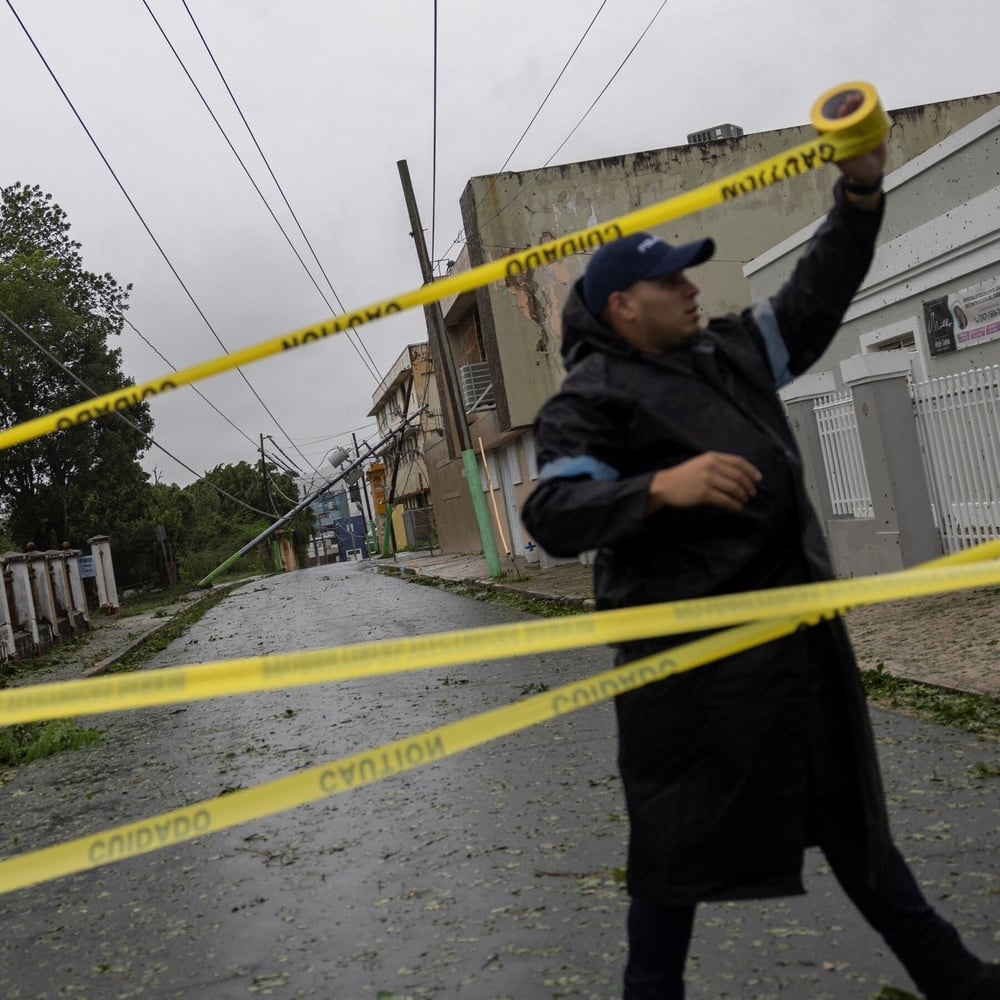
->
[0,182,154,556]
[176,461,314,581]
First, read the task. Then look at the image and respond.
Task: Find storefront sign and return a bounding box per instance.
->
[924,275,1000,356]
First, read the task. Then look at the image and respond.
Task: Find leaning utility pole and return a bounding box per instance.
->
[352,431,377,551]
[196,413,424,588]
[397,159,501,577]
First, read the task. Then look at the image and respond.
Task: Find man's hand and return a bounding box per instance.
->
[646,452,762,514]
[834,91,887,207]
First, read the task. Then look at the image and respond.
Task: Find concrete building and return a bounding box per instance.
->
[427,91,1000,563]
[368,342,443,551]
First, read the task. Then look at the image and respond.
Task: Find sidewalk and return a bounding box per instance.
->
[374,550,1000,699]
[383,549,597,606]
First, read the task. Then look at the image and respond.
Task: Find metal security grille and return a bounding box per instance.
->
[402,506,437,550]
[912,365,1000,553]
[814,392,874,518]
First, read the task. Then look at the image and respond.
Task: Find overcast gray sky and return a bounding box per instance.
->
[2,0,997,487]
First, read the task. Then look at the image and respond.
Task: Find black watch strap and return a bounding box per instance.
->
[842,174,884,196]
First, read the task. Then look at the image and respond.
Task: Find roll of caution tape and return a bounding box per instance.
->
[0,82,891,454]
[3,545,999,728]
[810,81,891,160]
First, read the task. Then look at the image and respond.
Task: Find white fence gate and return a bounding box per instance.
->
[814,392,874,518]
[912,366,1000,553]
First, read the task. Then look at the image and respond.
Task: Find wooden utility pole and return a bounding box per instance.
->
[352,431,377,552]
[397,161,467,456]
[397,160,501,577]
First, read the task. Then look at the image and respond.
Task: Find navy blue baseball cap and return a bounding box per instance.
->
[582,232,715,316]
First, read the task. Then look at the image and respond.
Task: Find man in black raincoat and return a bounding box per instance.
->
[521,100,998,1000]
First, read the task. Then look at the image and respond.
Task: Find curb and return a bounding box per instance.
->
[79,583,246,679]
[373,562,596,612]
[82,618,179,678]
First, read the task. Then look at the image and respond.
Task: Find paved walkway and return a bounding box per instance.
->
[377,550,1000,699]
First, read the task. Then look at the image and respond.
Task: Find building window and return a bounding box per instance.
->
[522,432,539,481]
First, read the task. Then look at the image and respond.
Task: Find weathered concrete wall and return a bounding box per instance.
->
[462,92,1000,431]
[434,93,1000,557]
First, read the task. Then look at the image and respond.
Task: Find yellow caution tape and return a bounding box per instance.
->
[0,82,891,454]
[0,536,992,894]
[811,81,889,156]
[3,547,998,727]
[0,614,806,895]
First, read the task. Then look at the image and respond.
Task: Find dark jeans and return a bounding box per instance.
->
[623,844,981,999]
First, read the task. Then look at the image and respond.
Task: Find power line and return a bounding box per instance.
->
[263,435,301,475]
[138,1,384,481]
[437,0,609,269]
[431,0,439,265]
[542,0,670,169]
[0,307,276,519]
[177,0,385,385]
[5,0,315,476]
[457,0,671,248]
[119,314,259,450]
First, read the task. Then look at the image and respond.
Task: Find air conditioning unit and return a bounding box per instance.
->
[458,362,495,411]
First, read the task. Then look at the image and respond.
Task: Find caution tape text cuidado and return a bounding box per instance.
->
[0,537,996,894]
[0,83,945,896]
[0,615,805,894]
[0,82,889,453]
[3,550,998,728]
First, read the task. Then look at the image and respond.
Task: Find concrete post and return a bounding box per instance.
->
[0,560,16,660]
[841,353,941,568]
[29,553,60,641]
[66,553,91,630]
[88,535,120,612]
[48,550,86,635]
[6,554,41,652]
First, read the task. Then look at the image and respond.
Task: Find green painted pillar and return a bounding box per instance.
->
[382,503,395,556]
[462,449,501,578]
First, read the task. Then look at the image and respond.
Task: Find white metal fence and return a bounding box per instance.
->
[912,365,1000,553]
[814,392,874,518]
[812,365,1000,553]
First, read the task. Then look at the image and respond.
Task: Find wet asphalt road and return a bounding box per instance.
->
[0,563,997,999]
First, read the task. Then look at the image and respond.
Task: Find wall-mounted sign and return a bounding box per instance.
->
[923,275,1000,357]
[78,555,97,578]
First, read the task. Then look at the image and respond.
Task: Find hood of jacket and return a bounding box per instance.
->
[560,278,634,370]
[561,277,713,372]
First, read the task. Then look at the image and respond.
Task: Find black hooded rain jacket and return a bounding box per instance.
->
[521,181,891,906]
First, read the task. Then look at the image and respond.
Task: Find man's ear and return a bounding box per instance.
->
[603,289,633,329]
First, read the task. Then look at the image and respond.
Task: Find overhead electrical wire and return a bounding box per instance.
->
[436,0,609,269]
[296,423,379,462]
[264,450,299,477]
[0,307,276,519]
[431,0,439,265]
[4,0,314,477]
[177,0,384,385]
[141,0,382,478]
[452,0,671,254]
[119,314,259,450]
[263,435,301,475]
[542,0,671,169]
